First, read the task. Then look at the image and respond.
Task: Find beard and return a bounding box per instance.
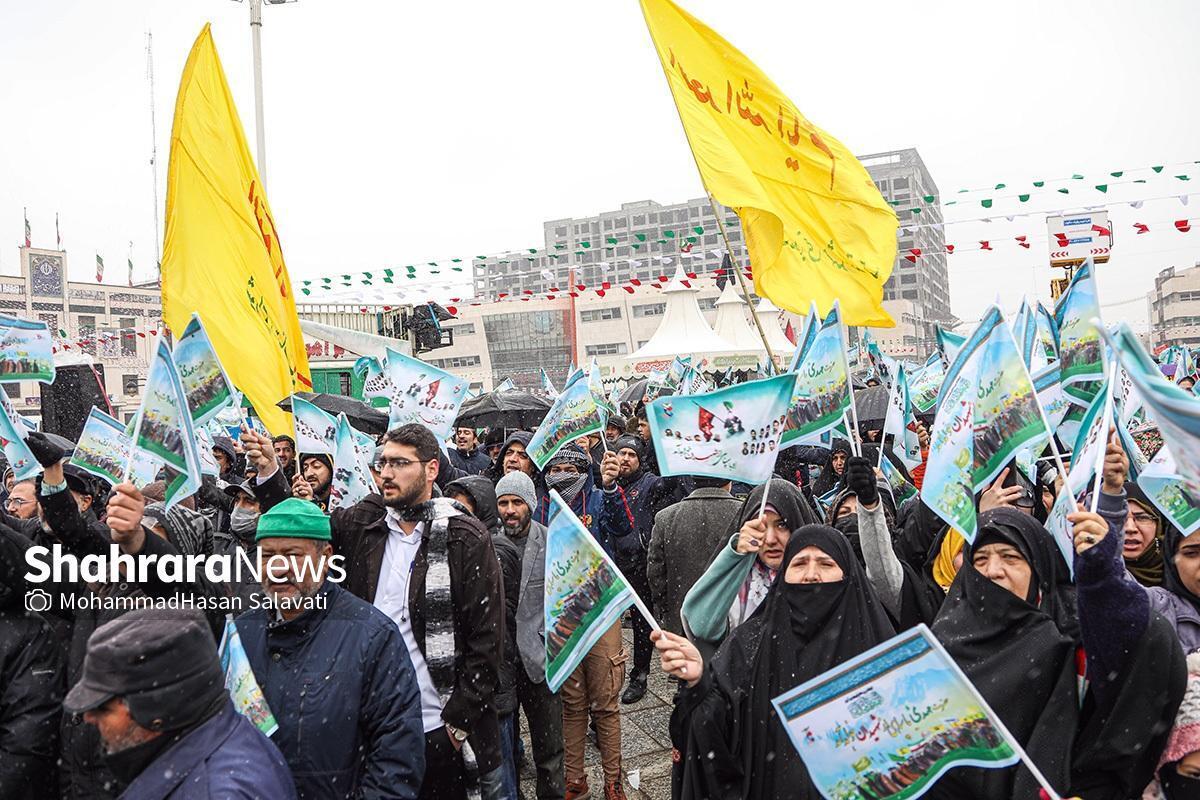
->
[381,478,427,510]
[501,511,531,536]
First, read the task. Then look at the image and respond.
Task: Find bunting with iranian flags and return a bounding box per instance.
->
[638,0,897,326]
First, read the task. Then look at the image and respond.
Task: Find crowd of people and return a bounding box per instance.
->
[2,386,1200,800]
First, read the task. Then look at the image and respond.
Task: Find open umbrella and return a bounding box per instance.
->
[854,385,890,425]
[618,378,648,409]
[276,392,389,435]
[455,388,551,430]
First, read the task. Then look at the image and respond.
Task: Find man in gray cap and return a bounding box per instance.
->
[65,606,296,800]
[494,470,564,800]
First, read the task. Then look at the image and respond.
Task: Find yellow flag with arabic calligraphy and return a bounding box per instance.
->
[161,25,310,434]
[639,0,898,327]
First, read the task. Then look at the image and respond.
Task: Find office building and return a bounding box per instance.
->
[1149,262,1200,348]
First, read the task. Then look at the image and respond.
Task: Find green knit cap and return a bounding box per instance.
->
[254,497,332,542]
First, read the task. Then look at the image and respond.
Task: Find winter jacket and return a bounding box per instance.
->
[612,468,687,566]
[645,487,743,636]
[238,580,425,799]
[35,485,225,800]
[679,534,760,648]
[492,531,522,716]
[448,446,492,476]
[328,495,504,740]
[118,701,297,800]
[0,529,64,800]
[532,472,634,560]
[445,475,500,534]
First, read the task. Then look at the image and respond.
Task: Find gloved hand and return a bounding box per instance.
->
[844,456,879,507]
[25,431,64,468]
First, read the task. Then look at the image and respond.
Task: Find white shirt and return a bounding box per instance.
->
[375,511,445,733]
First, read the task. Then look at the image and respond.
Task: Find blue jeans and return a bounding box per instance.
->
[497,713,519,800]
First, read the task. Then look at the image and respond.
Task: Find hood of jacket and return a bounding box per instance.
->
[446,474,500,532]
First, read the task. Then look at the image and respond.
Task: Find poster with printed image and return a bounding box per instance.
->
[781,304,852,446]
[71,407,133,486]
[382,347,470,442]
[0,314,55,384]
[173,313,235,425]
[772,625,1021,800]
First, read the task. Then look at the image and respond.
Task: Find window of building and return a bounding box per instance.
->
[555,226,567,236]
[78,315,97,356]
[585,342,628,356]
[446,322,475,335]
[697,297,718,310]
[893,177,909,189]
[119,317,136,355]
[633,303,666,318]
[902,289,918,300]
[429,355,482,369]
[633,215,645,225]
[2,384,19,399]
[123,374,140,395]
[580,307,622,322]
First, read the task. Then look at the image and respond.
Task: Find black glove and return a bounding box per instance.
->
[844,456,879,507]
[25,431,64,468]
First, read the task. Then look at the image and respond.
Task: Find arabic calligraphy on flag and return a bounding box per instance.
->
[383,348,470,442]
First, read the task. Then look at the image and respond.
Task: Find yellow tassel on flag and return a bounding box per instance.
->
[161,25,311,434]
[639,0,899,326]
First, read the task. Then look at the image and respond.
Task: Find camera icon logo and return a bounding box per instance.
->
[25,589,52,613]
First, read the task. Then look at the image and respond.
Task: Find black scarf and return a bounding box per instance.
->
[811,438,851,496]
[929,509,1080,799]
[677,523,895,800]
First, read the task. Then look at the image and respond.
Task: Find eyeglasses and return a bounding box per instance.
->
[4,498,29,509]
[1130,512,1158,527]
[372,457,432,472]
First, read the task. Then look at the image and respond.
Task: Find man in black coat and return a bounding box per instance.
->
[250,423,504,800]
[0,525,63,800]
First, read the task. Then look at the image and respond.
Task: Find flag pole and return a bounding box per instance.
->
[1088,361,1118,513]
[707,195,778,368]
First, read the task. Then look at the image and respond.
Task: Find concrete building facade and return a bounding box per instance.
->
[1149,262,1200,348]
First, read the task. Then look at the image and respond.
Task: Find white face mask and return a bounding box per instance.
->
[229,506,260,536]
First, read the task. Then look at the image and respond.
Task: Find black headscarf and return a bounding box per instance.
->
[928,509,1080,798]
[675,523,895,800]
[811,438,851,497]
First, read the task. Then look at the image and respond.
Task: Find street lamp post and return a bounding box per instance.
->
[234,0,294,189]
[249,0,267,187]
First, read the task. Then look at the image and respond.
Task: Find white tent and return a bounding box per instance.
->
[628,267,739,361]
[752,296,797,357]
[711,282,766,353]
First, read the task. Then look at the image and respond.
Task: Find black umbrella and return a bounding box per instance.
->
[854,385,890,425]
[276,392,389,435]
[618,378,648,407]
[455,388,552,430]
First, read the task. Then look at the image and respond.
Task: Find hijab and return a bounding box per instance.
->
[1162,502,1200,616]
[1126,484,1166,588]
[678,523,895,800]
[811,438,851,496]
[930,509,1080,798]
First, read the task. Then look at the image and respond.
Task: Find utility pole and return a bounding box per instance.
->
[248,0,269,187]
[146,32,161,278]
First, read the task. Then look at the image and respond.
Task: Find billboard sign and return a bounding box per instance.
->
[1047,212,1112,266]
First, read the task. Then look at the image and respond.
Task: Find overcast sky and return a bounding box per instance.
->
[2,0,1197,331]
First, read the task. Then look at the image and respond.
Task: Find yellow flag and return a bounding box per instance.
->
[161,25,310,434]
[639,0,898,326]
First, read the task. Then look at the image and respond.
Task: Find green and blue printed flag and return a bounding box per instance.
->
[648,373,796,483]
[879,455,918,505]
[0,315,56,384]
[781,303,853,447]
[527,374,608,470]
[936,326,967,373]
[220,619,278,737]
[881,364,922,471]
[772,625,1030,800]
[908,353,945,414]
[0,390,40,480]
[544,490,644,693]
[383,347,470,441]
[129,339,202,508]
[329,412,375,510]
[174,313,235,425]
[540,368,559,399]
[71,407,133,486]
[292,395,337,456]
[922,306,1051,541]
[1054,258,1106,401]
